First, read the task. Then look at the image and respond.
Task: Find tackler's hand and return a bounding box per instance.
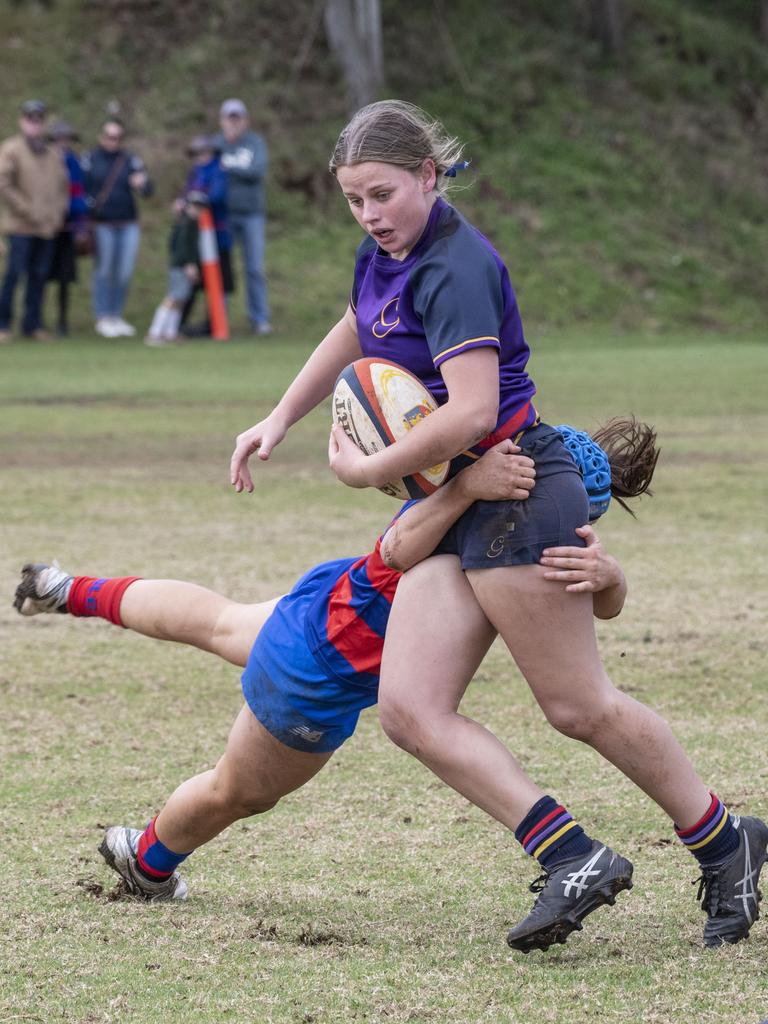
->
[457,439,536,502]
[539,525,624,593]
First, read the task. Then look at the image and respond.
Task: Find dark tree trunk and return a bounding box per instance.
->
[324,0,383,113]
[760,0,768,43]
[590,0,624,56]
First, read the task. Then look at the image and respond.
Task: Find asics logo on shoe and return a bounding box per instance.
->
[736,828,760,924]
[560,846,607,899]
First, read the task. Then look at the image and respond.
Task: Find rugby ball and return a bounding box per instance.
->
[332,358,449,500]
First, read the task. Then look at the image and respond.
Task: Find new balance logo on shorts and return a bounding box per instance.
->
[289,725,325,744]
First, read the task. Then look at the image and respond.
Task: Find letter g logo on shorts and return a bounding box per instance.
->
[486,536,505,559]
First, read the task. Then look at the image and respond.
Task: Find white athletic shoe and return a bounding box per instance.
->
[112,317,136,337]
[95,317,120,338]
[14,561,73,616]
[99,826,188,901]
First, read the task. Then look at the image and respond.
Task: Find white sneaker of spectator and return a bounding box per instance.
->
[112,318,136,337]
[95,317,120,338]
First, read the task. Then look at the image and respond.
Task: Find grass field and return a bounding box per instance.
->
[1,331,767,1024]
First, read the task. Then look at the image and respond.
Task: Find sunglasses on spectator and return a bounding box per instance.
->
[102,132,123,141]
[23,114,46,123]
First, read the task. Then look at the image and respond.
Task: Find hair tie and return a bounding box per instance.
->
[444,160,471,178]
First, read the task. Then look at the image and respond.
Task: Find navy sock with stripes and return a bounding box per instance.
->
[675,792,739,868]
[515,795,593,871]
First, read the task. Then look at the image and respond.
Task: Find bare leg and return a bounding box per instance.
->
[119,580,279,667]
[154,703,332,852]
[378,555,545,831]
[467,564,711,830]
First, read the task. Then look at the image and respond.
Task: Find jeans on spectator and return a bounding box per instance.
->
[0,234,55,334]
[229,213,269,327]
[92,221,141,320]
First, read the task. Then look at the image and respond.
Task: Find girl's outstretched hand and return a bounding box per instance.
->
[230,413,288,492]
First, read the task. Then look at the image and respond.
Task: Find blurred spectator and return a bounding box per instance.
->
[178,134,234,336]
[48,120,89,336]
[145,191,208,347]
[0,99,69,342]
[82,119,153,338]
[216,98,271,334]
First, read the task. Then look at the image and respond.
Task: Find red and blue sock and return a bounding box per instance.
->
[515,795,593,870]
[136,818,191,882]
[675,792,738,868]
[67,575,141,627]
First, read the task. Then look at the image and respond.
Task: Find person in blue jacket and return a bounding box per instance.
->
[47,120,88,336]
[216,98,270,335]
[177,134,234,335]
[82,119,153,338]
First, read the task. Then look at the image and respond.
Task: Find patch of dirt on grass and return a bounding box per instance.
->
[76,876,132,902]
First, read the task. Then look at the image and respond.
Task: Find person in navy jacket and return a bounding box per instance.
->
[82,118,153,338]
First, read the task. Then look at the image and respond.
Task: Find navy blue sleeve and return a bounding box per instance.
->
[410,234,503,369]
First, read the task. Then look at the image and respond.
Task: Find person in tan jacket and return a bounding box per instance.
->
[0,100,69,341]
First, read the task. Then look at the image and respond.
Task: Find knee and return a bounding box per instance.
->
[227,790,280,820]
[378,698,433,757]
[541,691,621,743]
[210,774,280,820]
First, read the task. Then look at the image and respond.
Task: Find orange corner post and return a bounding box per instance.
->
[198,207,229,341]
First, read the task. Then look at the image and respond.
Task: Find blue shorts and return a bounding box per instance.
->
[168,266,194,303]
[435,424,589,569]
[241,569,378,754]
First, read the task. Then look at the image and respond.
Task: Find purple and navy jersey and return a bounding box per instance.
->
[350,197,538,455]
[302,501,417,687]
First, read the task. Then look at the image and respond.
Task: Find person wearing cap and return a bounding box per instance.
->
[144,191,209,346]
[48,120,89,336]
[0,100,69,342]
[81,118,153,339]
[216,99,270,335]
[177,134,233,335]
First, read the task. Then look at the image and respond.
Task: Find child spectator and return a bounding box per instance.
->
[178,134,233,336]
[144,191,208,346]
[48,120,88,336]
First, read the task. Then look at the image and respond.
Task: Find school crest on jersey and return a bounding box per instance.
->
[372,297,400,339]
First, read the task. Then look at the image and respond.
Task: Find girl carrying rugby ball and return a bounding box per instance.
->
[231,101,766,951]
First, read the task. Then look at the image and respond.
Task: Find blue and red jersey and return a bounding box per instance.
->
[301,501,417,686]
[350,196,538,461]
[303,538,400,688]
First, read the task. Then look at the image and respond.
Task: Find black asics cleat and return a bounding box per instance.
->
[697,815,768,948]
[14,562,73,615]
[507,840,634,953]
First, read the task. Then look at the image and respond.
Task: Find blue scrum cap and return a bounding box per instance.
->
[555,425,612,521]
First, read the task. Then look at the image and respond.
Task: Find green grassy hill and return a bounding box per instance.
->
[1,0,767,334]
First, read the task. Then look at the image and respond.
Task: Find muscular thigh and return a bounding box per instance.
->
[219,703,332,805]
[379,554,496,716]
[466,564,611,707]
